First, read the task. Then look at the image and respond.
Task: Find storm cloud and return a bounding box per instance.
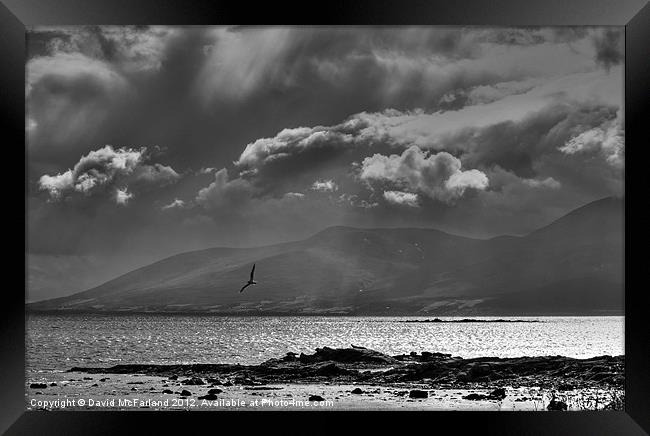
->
[26,26,625,299]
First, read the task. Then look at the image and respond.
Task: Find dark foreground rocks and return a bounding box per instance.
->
[547,398,568,411]
[463,388,507,401]
[69,345,624,393]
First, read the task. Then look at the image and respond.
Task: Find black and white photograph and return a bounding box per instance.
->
[25,25,625,411]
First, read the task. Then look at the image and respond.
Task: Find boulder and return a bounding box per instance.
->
[162,389,173,394]
[180,389,192,396]
[207,388,223,395]
[463,393,487,401]
[198,393,219,400]
[29,383,47,389]
[489,388,507,400]
[409,389,429,399]
[351,388,364,394]
[309,395,325,402]
[547,399,568,411]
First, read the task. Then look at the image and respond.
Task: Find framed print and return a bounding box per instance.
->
[2,0,649,434]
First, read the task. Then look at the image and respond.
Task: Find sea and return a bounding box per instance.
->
[26,314,624,377]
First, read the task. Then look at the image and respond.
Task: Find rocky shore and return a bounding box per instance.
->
[69,345,623,394]
[25,346,624,411]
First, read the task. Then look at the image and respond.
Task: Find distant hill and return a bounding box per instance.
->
[28,197,624,315]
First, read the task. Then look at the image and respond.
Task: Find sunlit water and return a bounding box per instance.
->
[26,314,624,377]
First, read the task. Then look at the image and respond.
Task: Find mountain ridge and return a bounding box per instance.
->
[29,196,623,315]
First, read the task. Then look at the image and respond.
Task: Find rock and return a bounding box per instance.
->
[180,390,192,396]
[83,377,93,380]
[207,388,223,395]
[468,363,492,378]
[198,393,219,400]
[131,387,138,391]
[162,389,173,394]
[244,386,282,391]
[309,395,325,402]
[206,378,221,384]
[489,388,507,400]
[233,377,255,386]
[49,383,57,386]
[30,383,47,389]
[590,372,614,382]
[283,352,298,361]
[547,399,568,411]
[299,346,397,365]
[313,363,350,376]
[99,378,109,382]
[91,383,99,387]
[463,393,488,401]
[181,377,205,385]
[351,388,364,394]
[409,389,428,399]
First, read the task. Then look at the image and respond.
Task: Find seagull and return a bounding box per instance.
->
[239,263,257,293]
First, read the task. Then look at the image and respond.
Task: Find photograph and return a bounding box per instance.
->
[25,25,625,412]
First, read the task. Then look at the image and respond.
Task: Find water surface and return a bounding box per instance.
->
[26,314,624,375]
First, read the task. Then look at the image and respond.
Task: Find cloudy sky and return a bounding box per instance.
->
[27,26,624,289]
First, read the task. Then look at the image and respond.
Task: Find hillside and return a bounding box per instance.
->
[28,197,624,315]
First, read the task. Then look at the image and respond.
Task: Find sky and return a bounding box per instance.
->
[26,26,624,296]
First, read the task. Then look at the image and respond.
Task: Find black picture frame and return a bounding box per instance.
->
[2,0,648,434]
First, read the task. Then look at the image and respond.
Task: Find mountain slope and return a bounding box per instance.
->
[29,197,624,315]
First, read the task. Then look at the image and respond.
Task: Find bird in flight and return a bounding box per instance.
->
[239,263,257,293]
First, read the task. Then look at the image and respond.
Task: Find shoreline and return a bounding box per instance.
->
[27,346,624,411]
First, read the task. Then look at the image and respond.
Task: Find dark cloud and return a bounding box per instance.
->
[26,26,624,291]
[592,28,624,70]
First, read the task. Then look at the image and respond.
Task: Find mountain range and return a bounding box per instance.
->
[28,197,624,315]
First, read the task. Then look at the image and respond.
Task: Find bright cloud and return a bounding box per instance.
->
[383,190,419,207]
[38,145,179,203]
[311,180,338,192]
[360,146,488,202]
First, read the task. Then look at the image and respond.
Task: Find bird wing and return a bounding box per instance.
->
[249,263,256,281]
[239,282,252,293]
